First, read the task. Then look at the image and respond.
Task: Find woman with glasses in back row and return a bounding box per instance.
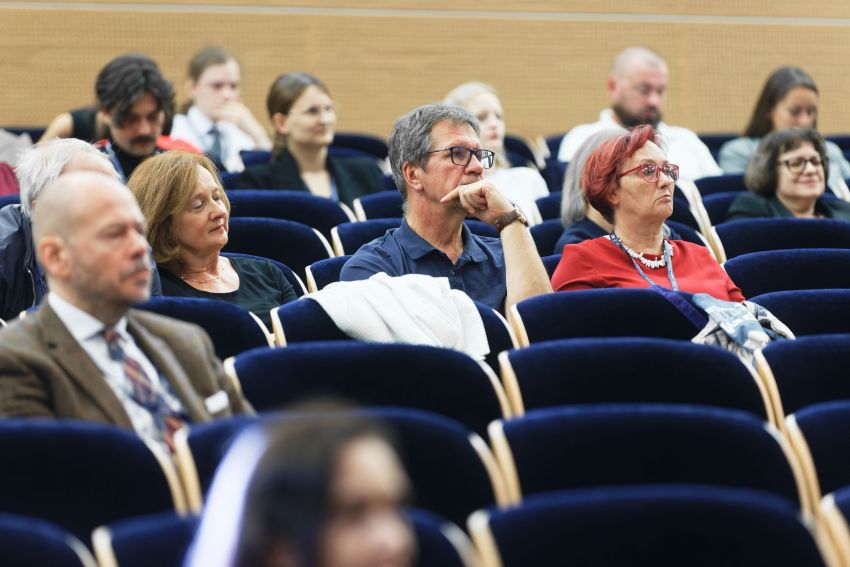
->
[726,128,850,221]
[551,125,744,301]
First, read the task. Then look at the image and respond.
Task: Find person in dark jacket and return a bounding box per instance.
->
[0,139,161,322]
[232,72,384,208]
[726,128,850,221]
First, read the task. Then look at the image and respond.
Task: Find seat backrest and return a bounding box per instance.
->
[93,511,198,567]
[698,133,737,160]
[271,297,513,371]
[332,218,400,256]
[230,341,510,436]
[694,173,746,196]
[0,513,95,567]
[407,508,477,567]
[723,248,850,297]
[136,297,270,359]
[226,189,352,239]
[504,134,540,168]
[539,254,560,278]
[221,251,306,296]
[353,191,403,220]
[224,217,333,282]
[529,219,563,256]
[668,196,701,230]
[332,132,390,160]
[464,219,498,238]
[665,219,705,246]
[471,485,826,567]
[534,192,561,221]
[491,405,804,509]
[749,289,850,336]
[702,191,742,225]
[716,218,850,260]
[306,255,352,292]
[501,337,770,421]
[0,420,185,542]
[760,334,850,417]
[0,193,20,208]
[512,288,701,346]
[788,400,850,505]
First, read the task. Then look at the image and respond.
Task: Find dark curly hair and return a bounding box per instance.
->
[95,53,174,128]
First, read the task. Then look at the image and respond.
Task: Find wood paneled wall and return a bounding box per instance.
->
[2,2,849,142]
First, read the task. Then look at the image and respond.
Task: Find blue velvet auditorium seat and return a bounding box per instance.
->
[93,511,198,567]
[0,513,96,567]
[305,255,351,292]
[177,409,506,529]
[407,508,477,567]
[499,337,771,421]
[529,219,563,256]
[539,254,560,278]
[270,297,515,372]
[224,217,333,281]
[332,131,390,160]
[353,191,403,220]
[702,191,743,225]
[136,296,270,360]
[0,420,186,543]
[533,192,561,221]
[756,334,850,417]
[225,189,353,238]
[787,400,850,507]
[331,218,400,255]
[468,485,827,567]
[228,342,510,437]
[694,173,747,196]
[723,249,850,298]
[489,405,805,511]
[511,288,702,346]
[749,289,850,336]
[715,218,850,260]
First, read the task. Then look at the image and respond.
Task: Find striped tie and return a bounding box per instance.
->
[102,328,182,450]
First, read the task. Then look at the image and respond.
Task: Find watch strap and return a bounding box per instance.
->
[495,208,526,233]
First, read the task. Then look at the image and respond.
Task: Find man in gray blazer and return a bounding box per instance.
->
[0,171,250,450]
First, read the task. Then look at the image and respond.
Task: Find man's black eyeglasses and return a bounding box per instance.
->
[427,146,495,169]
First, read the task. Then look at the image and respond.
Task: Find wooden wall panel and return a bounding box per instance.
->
[1,4,849,143]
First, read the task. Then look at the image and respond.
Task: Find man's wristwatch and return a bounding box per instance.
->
[494,207,527,233]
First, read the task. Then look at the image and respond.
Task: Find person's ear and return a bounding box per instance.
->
[608,185,621,209]
[607,74,618,99]
[37,235,72,279]
[271,112,288,135]
[186,78,198,101]
[402,161,423,193]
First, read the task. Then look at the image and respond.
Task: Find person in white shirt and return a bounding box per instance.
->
[170,47,272,173]
[557,46,721,182]
[444,82,549,223]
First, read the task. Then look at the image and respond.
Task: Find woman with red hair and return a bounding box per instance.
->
[551,125,744,301]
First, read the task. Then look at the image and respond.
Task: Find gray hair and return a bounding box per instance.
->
[561,128,625,226]
[15,138,113,218]
[388,104,479,201]
[610,46,666,77]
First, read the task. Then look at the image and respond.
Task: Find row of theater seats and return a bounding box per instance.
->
[5,329,850,565]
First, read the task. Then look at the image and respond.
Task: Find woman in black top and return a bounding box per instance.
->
[232,72,384,207]
[128,151,297,328]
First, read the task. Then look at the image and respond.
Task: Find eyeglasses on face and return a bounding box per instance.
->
[427,146,495,169]
[778,156,827,173]
[618,161,680,184]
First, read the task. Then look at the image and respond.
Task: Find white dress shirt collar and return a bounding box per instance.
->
[47,292,129,341]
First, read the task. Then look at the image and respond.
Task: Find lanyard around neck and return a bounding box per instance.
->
[609,233,679,291]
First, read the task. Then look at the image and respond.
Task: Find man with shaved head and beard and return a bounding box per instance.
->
[0,172,249,451]
[557,46,721,182]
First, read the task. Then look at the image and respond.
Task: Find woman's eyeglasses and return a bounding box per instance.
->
[778,156,827,173]
[618,162,680,184]
[427,146,495,169]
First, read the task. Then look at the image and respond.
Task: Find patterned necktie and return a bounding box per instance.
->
[208,126,223,165]
[102,327,183,451]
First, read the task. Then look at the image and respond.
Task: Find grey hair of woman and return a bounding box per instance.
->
[560,128,625,227]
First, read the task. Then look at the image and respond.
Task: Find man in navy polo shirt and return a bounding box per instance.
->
[340,104,550,312]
